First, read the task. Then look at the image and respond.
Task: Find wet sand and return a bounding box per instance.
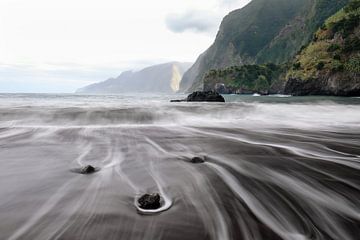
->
[0,94,359,240]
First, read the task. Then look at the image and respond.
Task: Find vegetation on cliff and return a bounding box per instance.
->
[287,0,360,80]
[203,64,286,94]
[180,0,349,92]
[200,0,360,96]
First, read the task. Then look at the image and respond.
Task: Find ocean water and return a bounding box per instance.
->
[0,93,359,240]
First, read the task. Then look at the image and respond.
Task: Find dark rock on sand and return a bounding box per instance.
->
[190,157,205,164]
[171,91,225,102]
[80,165,96,174]
[138,193,161,210]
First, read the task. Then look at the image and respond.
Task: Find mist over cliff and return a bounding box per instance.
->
[77,62,192,94]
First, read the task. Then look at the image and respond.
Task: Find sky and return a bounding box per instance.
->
[0,0,251,93]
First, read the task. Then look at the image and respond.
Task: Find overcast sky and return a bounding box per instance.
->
[0,0,251,93]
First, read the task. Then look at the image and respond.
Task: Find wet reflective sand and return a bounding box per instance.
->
[0,94,359,240]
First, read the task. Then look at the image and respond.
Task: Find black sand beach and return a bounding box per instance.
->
[0,94,359,240]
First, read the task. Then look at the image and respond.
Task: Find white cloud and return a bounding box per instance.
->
[165,10,219,34]
[0,0,251,92]
[165,0,250,34]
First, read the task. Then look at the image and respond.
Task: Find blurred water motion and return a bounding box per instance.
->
[0,93,359,240]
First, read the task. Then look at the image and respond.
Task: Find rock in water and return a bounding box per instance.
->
[191,157,205,164]
[138,193,161,210]
[187,91,225,102]
[170,91,225,102]
[80,165,96,174]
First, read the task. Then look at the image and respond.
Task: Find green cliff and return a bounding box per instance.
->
[203,64,286,94]
[285,0,360,96]
[181,0,349,92]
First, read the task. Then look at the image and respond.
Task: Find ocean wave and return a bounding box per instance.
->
[0,101,359,131]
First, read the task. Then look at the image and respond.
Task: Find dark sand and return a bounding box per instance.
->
[0,94,359,240]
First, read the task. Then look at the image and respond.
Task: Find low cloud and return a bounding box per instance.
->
[165,0,250,34]
[0,59,181,93]
[0,63,123,93]
[165,10,219,34]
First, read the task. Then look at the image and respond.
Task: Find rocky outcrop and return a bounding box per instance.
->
[80,165,96,174]
[190,157,205,164]
[187,91,225,102]
[285,73,360,96]
[138,193,161,210]
[171,91,225,102]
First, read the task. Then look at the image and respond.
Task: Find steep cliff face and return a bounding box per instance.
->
[285,73,360,96]
[285,0,360,96]
[76,62,192,94]
[180,0,349,92]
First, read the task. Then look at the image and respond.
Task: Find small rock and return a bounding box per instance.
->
[138,193,161,210]
[190,157,205,164]
[80,165,96,174]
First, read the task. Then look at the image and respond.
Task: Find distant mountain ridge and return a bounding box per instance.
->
[180,0,349,92]
[77,62,192,94]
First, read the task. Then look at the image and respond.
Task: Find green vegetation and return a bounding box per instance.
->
[203,64,286,93]
[330,13,359,37]
[345,0,360,12]
[327,44,341,52]
[345,54,360,72]
[181,0,348,92]
[288,0,360,79]
[317,62,325,70]
[200,0,359,95]
[343,36,360,52]
[254,75,270,92]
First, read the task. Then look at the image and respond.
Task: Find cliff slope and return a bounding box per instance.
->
[180,0,348,92]
[285,0,360,96]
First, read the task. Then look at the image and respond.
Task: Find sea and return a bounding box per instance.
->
[0,93,359,240]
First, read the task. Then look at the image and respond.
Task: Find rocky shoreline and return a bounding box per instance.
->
[284,74,360,97]
[201,73,360,97]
